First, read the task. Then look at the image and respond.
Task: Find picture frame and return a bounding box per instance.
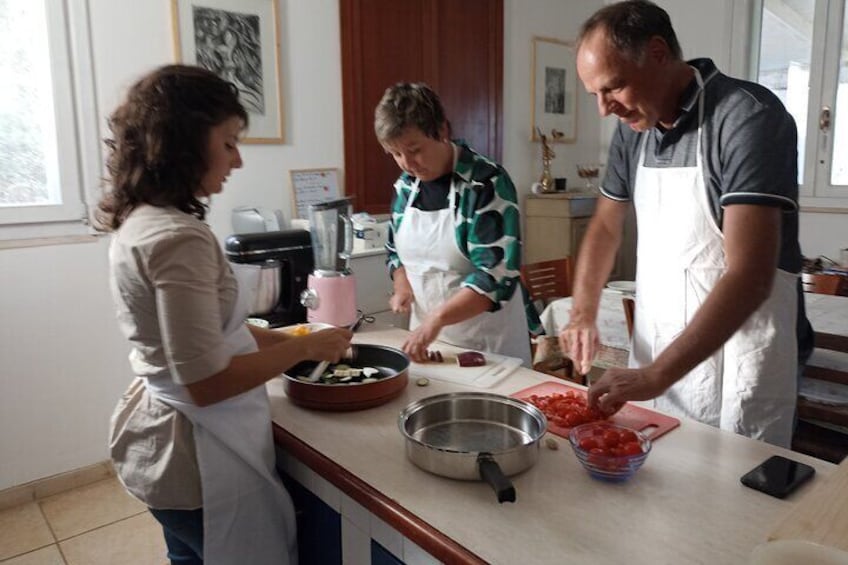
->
[290,168,342,219]
[531,37,577,143]
[171,0,284,144]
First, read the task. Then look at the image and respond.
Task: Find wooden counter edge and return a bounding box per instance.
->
[272,423,487,564]
[766,457,848,552]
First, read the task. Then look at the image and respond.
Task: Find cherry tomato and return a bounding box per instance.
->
[562,412,581,427]
[621,441,643,456]
[524,390,608,429]
[619,430,638,444]
[602,430,621,448]
[578,437,599,451]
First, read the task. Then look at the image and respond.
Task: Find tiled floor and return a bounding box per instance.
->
[0,477,166,564]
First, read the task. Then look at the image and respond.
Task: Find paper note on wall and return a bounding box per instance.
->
[290,169,341,219]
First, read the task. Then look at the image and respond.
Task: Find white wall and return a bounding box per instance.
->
[0,0,346,491]
[660,0,847,260]
[503,0,603,200]
[800,213,848,260]
[504,0,753,193]
[1,0,845,492]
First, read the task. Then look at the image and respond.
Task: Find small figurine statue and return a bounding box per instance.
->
[537,127,563,193]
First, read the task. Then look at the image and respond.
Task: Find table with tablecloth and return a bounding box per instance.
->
[539,289,632,369]
[540,290,848,395]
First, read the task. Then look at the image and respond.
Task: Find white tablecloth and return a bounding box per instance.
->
[539,289,631,350]
[805,293,848,336]
[541,291,848,351]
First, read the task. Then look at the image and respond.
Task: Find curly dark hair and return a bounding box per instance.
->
[374,82,447,144]
[578,0,682,62]
[96,64,247,231]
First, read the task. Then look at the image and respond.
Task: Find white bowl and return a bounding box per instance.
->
[246,317,270,329]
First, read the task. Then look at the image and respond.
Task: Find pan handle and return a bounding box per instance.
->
[477,454,516,503]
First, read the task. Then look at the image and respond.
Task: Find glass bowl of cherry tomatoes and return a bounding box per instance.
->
[568,422,651,482]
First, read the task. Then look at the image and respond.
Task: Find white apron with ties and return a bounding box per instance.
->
[394,173,531,366]
[628,68,797,447]
[145,268,297,564]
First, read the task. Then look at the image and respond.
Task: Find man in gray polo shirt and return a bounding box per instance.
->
[560,0,813,447]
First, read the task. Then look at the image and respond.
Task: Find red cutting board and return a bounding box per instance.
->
[511,381,680,442]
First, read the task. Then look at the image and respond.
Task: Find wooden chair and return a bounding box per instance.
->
[522,257,577,382]
[802,272,848,296]
[793,269,848,461]
[622,296,635,338]
[520,257,573,306]
[792,331,848,463]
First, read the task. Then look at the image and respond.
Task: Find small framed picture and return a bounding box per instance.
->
[171,0,284,143]
[531,37,578,143]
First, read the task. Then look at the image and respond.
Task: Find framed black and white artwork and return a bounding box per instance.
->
[172,0,284,143]
[531,37,577,143]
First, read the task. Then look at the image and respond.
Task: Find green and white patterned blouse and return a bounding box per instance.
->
[385,141,542,335]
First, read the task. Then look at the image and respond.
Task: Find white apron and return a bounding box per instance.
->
[629,68,797,447]
[145,269,297,564]
[394,171,531,366]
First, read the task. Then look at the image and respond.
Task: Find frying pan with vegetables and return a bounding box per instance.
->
[282,344,409,411]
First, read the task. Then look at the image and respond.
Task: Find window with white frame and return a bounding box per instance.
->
[0,0,98,233]
[754,0,848,206]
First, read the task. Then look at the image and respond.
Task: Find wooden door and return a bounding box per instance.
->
[340,0,503,214]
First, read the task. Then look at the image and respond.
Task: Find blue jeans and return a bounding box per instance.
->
[148,507,204,565]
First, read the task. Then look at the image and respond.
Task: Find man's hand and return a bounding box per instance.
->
[557,197,628,375]
[559,313,601,376]
[587,366,668,415]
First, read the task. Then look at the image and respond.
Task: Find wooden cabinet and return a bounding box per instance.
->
[340,0,503,214]
[524,193,597,265]
[524,192,636,281]
[571,216,591,259]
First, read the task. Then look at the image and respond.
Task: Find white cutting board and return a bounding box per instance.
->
[410,351,522,389]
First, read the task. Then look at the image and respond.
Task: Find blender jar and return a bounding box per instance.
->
[308,198,353,275]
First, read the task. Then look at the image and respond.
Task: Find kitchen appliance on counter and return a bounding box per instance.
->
[351,212,389,252]
[299,197,358,327]
[224,229,313,327]
[231,206,286,233]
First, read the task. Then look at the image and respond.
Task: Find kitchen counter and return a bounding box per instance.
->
[267,326,836,564]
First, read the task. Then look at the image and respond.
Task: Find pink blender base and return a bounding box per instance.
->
[305,274,358,327]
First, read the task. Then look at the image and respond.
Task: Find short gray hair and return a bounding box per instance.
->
[374,82,447,143]
[577,0,683,62]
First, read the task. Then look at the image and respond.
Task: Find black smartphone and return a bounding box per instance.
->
[740,455,815,499]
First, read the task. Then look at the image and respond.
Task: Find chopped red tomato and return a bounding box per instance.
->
[523,391,608,430]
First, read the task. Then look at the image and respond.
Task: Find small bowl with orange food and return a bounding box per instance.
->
[280,322,335,337]
[568,422,651,482]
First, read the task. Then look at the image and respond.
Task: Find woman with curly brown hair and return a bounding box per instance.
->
[99,64,351,564]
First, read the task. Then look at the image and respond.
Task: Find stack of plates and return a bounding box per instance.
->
[605,281,636,295]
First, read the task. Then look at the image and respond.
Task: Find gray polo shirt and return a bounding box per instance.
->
[601,58,812,359]
[602,58,802,271]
